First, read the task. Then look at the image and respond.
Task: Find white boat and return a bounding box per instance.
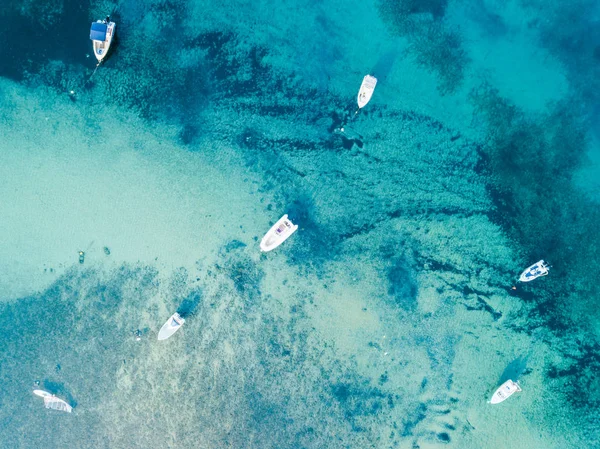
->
[158,312,185,340]
[90,16,116,62]
[357,75,378,109]
[260,214,298,252]
[489,380,521,405]
[519,260,549,282]
[33,390,72,413]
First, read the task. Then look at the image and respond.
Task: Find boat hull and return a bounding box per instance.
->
[260,214,298,252]
[158,313,185,340]
[92,21,115,62]
[519,260,549,282]
[357,75,377,109]
[33,390,72,413]
[490,380,521,404]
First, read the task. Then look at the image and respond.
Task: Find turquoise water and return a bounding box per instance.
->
[1,0,600,448]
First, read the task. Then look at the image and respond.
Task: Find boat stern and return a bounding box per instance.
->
[90,21,108,42]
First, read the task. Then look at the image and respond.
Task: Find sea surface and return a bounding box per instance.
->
[1,0,599,448]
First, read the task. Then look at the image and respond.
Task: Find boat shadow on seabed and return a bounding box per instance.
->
[176,291,202,318]
[498,355,530,385]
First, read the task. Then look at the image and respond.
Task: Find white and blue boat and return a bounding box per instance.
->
[90,16,116,63]
[519,260,549,282]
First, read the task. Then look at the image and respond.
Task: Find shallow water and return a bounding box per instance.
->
[1,0,599,448]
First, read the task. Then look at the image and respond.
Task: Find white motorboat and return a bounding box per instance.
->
[519,260,549,282]
[489,380,521,405]
[90,16,116,63]
[33,390,72,413]
[357,75,378,109]
[158,312,185,340]
[260,214,298,252]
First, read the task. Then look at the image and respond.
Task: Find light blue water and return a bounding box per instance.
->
[1,0,600,448]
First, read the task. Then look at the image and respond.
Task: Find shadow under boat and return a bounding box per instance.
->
[157,292,202,341]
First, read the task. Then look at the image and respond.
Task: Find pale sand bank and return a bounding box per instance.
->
[0,80,270,300]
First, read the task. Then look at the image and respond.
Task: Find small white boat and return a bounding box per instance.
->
[357,75,378,109]
[158,312,185,340]
[33,390,72,413]
[90,16,116,63]
[260,214,298,252]
[489,380,521,405]
[519,260,549,282]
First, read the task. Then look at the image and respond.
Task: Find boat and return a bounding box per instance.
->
[90,16,116,63]
[519,260,549,282]
[158,312,185,340]
[357,75,378,109]
[33,390,72,413]
[260,214,298,252]
[489,380,521,405]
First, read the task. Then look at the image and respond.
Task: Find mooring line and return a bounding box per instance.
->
[85,61,102,86]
